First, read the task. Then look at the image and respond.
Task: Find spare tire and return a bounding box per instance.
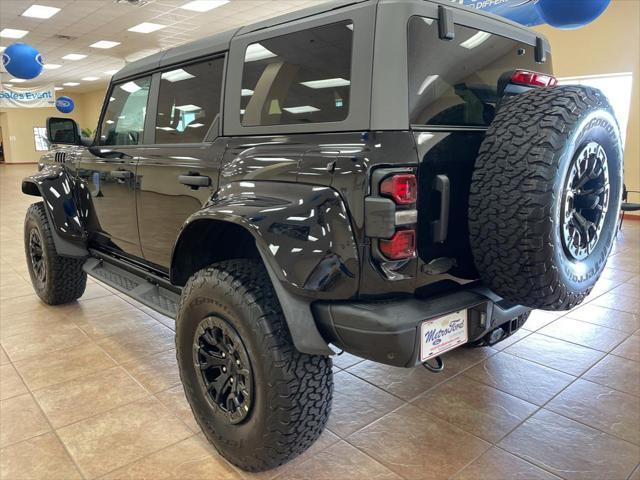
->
[469,86,623,310]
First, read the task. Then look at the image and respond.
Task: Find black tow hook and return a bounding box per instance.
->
[422,356,444,373]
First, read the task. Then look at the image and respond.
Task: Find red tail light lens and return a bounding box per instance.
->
[511,70,558,87]
[380,174,417,205]
[379,229,416,260]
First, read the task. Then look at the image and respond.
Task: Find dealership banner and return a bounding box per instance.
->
[0,83,56,108]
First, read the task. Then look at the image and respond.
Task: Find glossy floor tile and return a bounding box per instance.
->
[1,163,639,479]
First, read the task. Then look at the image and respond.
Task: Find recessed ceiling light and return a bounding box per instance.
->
[81,76,99,81]
[63,82,80,86]
[244,43,276,62]
[21,4,61,19]
[8,78,27,83]
[43,63,62,70]
[104,69,119,76]
[300,78,350,89]
[62,53,87,61]
[161,69,194,82]
[54,86,63,91]
[241,88,254,96]
[0,28,29,39]
[90,40,120,49]
[187,123,205,128]
[0,46,5,51]
[120,81,142,93]
[283,106,320,114]
[179,0,229,12]
[175,104,202,112]
[128,22,165,33]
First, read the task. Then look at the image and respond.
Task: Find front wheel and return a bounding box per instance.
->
[24,202,87,304]
[175,259,333,472]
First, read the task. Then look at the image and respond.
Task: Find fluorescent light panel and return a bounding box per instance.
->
[21,4,60,19]
[90,40,120,49]
[9,78,27,83]
[161,68,194,82]
[54,87,63,91]
[63,82,80,86]
[460,31,492,49]
[283,106,319,114]
[128,22,165,33]
[120,81,141,93]
[104,69,119,76]
[241,89,254,96]
[175,104,202,112]
[245,43,276,62]
[81,76,99,81]
[62,53,87,60]
[0,28,29,39]
[43,64,61,70]
[180,0,229,12]
[300,78,350,89]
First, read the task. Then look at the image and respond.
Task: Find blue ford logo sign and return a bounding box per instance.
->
[56,96,75,114]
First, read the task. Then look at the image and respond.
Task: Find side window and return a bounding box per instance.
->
[99,76,151,145]
[155,57,225,143]
[241,20,353,127]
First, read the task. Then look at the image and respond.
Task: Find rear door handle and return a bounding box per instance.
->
[178,174,211,188]
[431,174,450,243]
[110,170,132,179]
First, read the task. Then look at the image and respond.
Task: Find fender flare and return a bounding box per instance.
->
[171,181,361,356]
[22,165,89,257]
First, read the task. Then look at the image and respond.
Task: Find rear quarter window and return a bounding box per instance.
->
[240,20,353,127]
[408,16,552,127]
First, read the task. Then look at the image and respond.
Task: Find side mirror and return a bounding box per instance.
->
[46,117,80,146]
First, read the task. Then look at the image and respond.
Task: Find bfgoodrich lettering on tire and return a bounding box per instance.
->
[175,259,333,472]
[468,86,623,310]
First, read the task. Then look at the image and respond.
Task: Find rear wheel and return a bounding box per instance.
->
[175,259,333,472]
[469,86,623,310]
[24,202,87,304]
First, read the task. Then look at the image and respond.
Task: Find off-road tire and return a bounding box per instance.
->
[469,86,623,310]
[24,202,87,304]
[175,259,333,472]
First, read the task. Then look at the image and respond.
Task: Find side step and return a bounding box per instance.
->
[83,256,181,318]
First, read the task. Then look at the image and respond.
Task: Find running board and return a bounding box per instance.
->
[83,256,181,318]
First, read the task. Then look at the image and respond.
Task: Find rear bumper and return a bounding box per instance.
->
[312,284,530,367]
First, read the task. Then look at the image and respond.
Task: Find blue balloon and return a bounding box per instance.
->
[56,96,75,114]
[537,0,611,29]
[2,43,44,80]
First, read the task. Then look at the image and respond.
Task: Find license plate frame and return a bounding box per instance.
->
[420,310,468,362]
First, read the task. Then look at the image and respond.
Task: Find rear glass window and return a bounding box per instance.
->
[240,20,353,127]
[408,16,552,127]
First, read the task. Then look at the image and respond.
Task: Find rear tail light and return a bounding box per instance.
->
[379,229,416,260]
[511,70,558,88]
[380,174,417,205]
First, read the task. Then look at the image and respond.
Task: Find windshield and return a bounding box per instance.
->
[408,16,552,127]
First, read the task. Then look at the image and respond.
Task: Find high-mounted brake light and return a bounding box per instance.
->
[511,70,558,88]
[379,229,416,260]
[380,174,417,205]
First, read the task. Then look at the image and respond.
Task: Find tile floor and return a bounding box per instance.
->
[1,163,639,480]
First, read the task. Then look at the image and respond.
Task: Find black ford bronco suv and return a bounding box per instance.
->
[22,0,623,472]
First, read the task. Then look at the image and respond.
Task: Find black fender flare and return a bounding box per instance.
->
[22,165,89,257]
[171,181,361,355]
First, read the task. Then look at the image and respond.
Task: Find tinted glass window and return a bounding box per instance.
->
[241,21,353,126]
[155,57,224,143]
[100,76,151,145]
[408,17,552,127]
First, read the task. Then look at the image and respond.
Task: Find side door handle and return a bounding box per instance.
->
[179,174,211,189]
[110,170,132,179]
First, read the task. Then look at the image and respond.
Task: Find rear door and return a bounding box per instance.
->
[135,55,227,269]
[78,75,152,258]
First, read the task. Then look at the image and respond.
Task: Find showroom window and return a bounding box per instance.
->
[33,127,48,151]
[240,20,353,126]
[559,73,633,146]
[408,17,552,127]
[99,76,151,146]
[155,57,225,143]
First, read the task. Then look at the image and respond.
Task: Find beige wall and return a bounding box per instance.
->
[535,0,640,202]
[0,88,106,164]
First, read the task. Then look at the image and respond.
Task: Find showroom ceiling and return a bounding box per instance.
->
[0,0,328,93]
